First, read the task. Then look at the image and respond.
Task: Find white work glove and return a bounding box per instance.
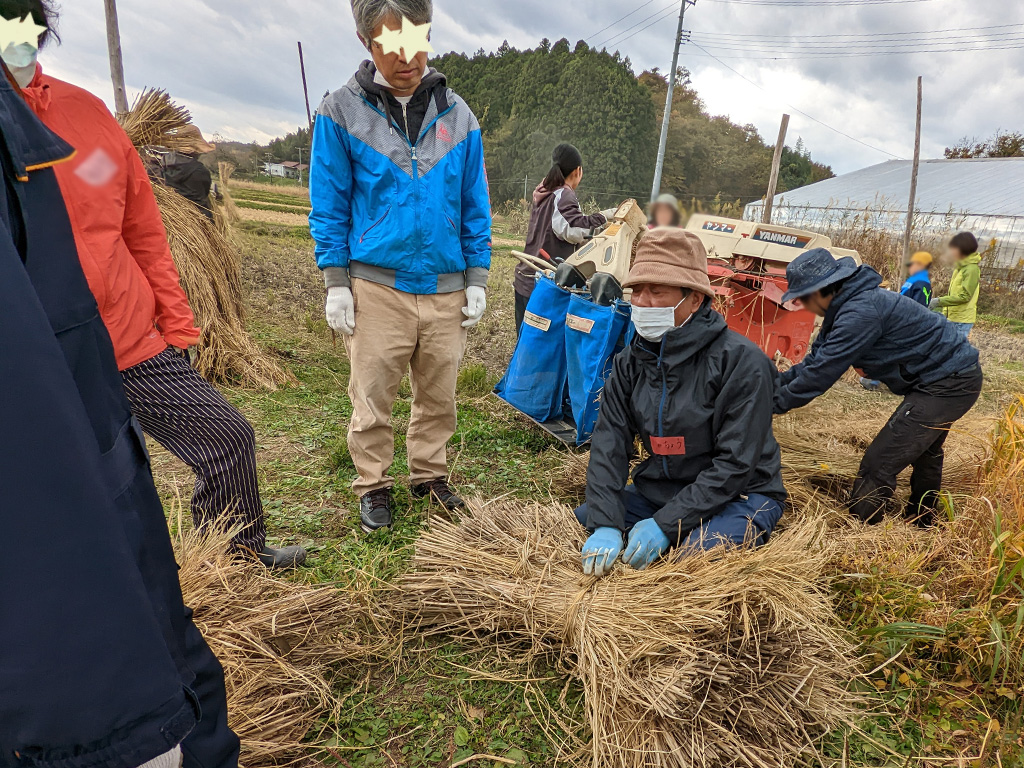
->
[462,285,487,328]
[326,286,355,335]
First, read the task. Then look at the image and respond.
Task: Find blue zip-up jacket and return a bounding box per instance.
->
[584,301,786,542]
[775,266,979,414]
[310,62,491,295]
[900,269,932,307]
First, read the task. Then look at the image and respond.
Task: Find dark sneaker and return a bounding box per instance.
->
[411,478,466,513]
[360,487,394,533]
[255,544,308,570]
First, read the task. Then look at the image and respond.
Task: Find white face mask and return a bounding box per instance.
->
[2,43,38,88]
[631,297,690,342]
[3,41,37,69]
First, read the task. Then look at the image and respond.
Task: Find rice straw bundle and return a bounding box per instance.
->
[118,90,293,388]
[153,185,295,388]
[399,501,861,768]
[175,525,383,764]
[119,89,194,151]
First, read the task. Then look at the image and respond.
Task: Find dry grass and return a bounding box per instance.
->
[153,186,296,389]
[232,179,312,199]
[117,92,294,389]
[239,208,310,228]
[397,502,861,768]
[119,89,194,152]
[174,522,386,765]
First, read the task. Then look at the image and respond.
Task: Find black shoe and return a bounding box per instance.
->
[255,544,307,570]
[411,478,466,513]
[360,487,394,533]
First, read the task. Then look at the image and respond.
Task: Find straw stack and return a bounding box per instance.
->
[175,525,384,764]
[398,501,861,768]
[118,89,293,389]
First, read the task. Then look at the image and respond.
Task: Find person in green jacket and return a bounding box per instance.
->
[931,231,982,339]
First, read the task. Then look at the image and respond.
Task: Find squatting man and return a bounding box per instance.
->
[577,228,787,576]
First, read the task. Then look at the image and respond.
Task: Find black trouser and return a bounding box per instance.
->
[850,367,983,526]
[514,290,529,336]
[121,347,267,552]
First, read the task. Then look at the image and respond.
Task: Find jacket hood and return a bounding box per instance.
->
[958,253,983,267]
[355,60,447,98]
[634,299,728,366]
[532,184,555,205]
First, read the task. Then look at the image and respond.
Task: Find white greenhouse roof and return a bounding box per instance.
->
[749,157,1024,218]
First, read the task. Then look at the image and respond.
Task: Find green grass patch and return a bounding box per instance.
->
[236,200,312,215]
[980,314,1024,334]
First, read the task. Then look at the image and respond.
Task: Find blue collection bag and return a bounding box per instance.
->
[495,276,572,422]
[565,295,632,444]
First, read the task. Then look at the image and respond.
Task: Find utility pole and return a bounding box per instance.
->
[762,114,791,224]
[103,0,129,114]
[524,176,529,201]
[650,0,694,203]
[298,42,314,136]
[297,146,305,188]
[901,76,923,284]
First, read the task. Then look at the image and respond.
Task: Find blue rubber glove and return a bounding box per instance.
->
[581,527,623,577]
[622,518,671,570]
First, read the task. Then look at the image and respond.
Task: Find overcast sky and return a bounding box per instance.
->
[42,0,1024,175]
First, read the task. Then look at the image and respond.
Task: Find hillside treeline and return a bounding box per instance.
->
[245,39,835,207]
[433,39,834,207]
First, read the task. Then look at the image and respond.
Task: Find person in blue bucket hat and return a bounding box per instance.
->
[576,228,787,576]
[774,248,982,527]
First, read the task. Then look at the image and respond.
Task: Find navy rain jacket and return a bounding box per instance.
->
[775,266,979,414]
[0,75,238,768]
[584,300,786,543]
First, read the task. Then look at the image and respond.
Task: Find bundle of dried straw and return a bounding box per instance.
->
[175,525,383,764]
[119,89,293,389]
[399,501,861,768]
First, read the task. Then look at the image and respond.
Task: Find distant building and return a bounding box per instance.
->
[262,161,310,180]
[745,157,1024,268]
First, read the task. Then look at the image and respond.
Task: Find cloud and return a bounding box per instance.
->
[42,0,1024,175]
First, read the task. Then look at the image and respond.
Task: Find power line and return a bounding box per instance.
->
[586,0,659,42]
[594,2,679,49]
[688,21,1022,40]
[687,41,1024,58]
[703,0,937,5]
[601,6,683,49]
[688,42,904,159]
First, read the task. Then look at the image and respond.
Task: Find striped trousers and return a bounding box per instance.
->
[121,347,266,551]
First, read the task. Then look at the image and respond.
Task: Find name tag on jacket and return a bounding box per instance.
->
[650,435,686,455]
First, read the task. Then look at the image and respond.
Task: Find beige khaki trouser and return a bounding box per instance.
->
[344,278,468,495]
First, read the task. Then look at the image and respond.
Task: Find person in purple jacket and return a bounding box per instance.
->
[513,143,607,333]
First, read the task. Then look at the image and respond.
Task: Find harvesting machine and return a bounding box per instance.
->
[497,202,860,445]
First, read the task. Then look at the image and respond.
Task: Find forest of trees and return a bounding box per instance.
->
[252,39,835,206]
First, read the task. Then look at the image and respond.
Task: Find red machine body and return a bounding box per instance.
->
[688,215,861,364]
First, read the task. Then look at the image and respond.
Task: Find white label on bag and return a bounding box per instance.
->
[566,314,595,334]
[523,312,551,332]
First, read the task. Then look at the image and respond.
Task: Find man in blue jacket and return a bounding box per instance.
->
[310,0,491,533]
[775,249,982,526]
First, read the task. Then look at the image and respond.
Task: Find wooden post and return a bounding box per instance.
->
[762,113,790,224]
[103,0,129,115]
[298,42,314,136]
[901,76,923,284]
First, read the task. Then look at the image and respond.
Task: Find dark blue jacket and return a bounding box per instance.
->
[0,75,235,768]
[586,301,786,541]
[775,266,979,414]
[900,270,932,307]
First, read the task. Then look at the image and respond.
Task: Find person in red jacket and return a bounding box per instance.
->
[6,0,305,569]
